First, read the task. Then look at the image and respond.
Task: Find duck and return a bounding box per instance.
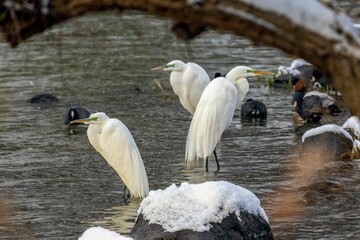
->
[64,107,91,125]
[275,59,330,90]
[240,99,267,119]
[293,91,323,124]
[27,93,59,103]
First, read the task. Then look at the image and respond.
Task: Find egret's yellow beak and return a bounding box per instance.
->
[70,118,91,125]
[151,65,166,71]
[70,116,97,125]
[253,71,273,75]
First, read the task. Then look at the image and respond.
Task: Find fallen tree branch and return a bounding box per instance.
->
[1,0,360,116]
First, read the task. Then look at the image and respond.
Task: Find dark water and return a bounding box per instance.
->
[1,10,360,240]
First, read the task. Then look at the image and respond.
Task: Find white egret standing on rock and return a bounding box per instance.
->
[185,66,273,172]
[151,60,210,114]
[71,112,149,198]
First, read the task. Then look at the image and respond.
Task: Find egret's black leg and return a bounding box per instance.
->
[205,157,209,172]
[123,185,131,200]
[213,148,220,173]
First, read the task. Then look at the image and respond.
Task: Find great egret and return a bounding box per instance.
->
[185,66,272,172]
[71,112,149,198]
[151,60,210,114]
[64,107,90,124]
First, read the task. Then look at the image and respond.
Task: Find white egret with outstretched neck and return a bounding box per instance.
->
[71,112,149,198]
[185,66,273,172]
[151,60,210,114]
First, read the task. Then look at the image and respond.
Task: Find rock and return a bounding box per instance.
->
[130,181,273,240]
[130,212,273,240]
[299,180,343,204]
[301,130,353,161]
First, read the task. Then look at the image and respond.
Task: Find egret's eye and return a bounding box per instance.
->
[167,64,175,68]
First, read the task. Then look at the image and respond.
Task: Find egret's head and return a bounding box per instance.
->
[70,112,109,125]
[151,60,186,72]
[226,66,273,81]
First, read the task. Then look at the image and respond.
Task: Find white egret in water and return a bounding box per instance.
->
[185,66,273,172]
[71,112,149,198]
[151,60,210,114]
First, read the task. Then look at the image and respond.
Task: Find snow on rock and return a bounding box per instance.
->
[277,59,310,76]
[302,124,353,143]
[305,91,335,108]
[342,116,360,138]
[138,181,268,233]
[353,139,360,151]
[78,227,133,240]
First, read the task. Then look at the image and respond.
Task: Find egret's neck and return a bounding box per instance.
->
[234,78,249,105]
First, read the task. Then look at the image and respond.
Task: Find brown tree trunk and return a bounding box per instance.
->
[1,0,360,117]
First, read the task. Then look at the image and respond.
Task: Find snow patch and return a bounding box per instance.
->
[353,139,360,151]
[78,227,133,240]
[302,124,353,142]
[244,0,359,42]
[304,91,335,108]
[277,59,310,76]
[342,116,360,138]
[138,181,268,232]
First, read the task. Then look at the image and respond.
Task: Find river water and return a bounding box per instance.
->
[1,7,360,240]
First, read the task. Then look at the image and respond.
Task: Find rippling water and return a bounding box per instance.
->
[1,9,360,240]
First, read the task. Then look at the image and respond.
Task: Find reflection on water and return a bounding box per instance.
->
[90,199,141,235]
[0,10,360,240]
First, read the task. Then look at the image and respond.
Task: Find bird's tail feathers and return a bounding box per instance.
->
[124,149,149,198]
[185,103,222,169]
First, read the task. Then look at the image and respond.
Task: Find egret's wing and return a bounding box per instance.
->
[185,78,237,168]
[100,119,149,198]
[181,63,211,114]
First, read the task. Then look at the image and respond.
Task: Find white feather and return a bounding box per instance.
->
[87,113,149,198]
[185,66,253,169]
[168,61,210,114]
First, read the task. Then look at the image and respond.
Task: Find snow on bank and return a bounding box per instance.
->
[342,116,360,138]
[138,181,268,232]
[78,226,133,240]
[302,124,353,143]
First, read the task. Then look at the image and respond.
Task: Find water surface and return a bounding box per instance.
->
[1,9,360,240]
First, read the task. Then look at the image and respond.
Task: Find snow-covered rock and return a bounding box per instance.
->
[301,124,353,161]
[78,226,133,240]
[342,116,360,138]
[130,181,273,240]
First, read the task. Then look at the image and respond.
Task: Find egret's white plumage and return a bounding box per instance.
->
[152,60,210,114]
[73,112,149,198]
[185,66,272,170]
